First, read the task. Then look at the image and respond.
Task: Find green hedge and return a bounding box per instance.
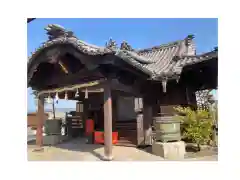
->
[174,106,214,150]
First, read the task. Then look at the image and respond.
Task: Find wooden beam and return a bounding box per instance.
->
[80,88,103,93]
[103,82,113,160]
[45,69,104,87]
[36,96,44,149]
[110,79,141,96]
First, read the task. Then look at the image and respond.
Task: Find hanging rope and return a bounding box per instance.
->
[37,79,105,97]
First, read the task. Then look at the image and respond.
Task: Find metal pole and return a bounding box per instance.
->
[52,98,56,119]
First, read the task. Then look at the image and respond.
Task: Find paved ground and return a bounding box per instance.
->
[28,138,164,161]
[184,155,218,161]
[28,138,218,161]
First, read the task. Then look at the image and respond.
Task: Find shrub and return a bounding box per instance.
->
[174,106,213,151]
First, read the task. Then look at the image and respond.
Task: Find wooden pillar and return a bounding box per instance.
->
[112,94,117,132]
[103,84,113,160]
[143,97,153,145]
[83,100,89,134]
[36,95,44,148]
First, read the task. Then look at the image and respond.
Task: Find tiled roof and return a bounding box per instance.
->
[112,35,217,80]
[123,40,185,77]
[111,34,202,80]
[28,24,217,84]
[153,49,218,80]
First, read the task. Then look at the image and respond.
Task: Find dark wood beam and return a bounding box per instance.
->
[44,69,104,88]
[181,58,218,90]
[110,79,141,96]
[60,70,101,84]
[103,82,113,160]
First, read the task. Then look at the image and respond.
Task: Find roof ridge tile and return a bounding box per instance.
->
[137,40,183,53]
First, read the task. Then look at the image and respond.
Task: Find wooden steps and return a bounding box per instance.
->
[115,139,136,147]
[115,119,139,146]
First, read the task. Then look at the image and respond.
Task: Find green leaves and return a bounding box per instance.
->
[174,106,214,148]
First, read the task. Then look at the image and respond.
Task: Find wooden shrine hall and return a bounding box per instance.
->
[27,24,218,160]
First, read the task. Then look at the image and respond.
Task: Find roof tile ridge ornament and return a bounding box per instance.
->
[172,39,188,61]
[137,40,182,53]
[185,34,195,43]
[110,40,156,64]
[184,34,196,55]
[44,24,77,41]
[120,40,134,51]
[105,37,118,49]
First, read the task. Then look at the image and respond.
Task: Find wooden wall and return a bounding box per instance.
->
[117,96,136,121]
[114,94,145,146]
[149,80,197,116]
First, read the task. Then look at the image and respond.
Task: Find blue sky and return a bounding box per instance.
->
[27,18,218,111]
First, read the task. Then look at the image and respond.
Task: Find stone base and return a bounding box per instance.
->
[101,155,114,161]
[43,135,69,145]
[152,141,185,160]
[32,147,44,152]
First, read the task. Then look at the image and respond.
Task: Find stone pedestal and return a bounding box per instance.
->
[43,135,68,145]
[101,155,114,161]
[152,141,185,160]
